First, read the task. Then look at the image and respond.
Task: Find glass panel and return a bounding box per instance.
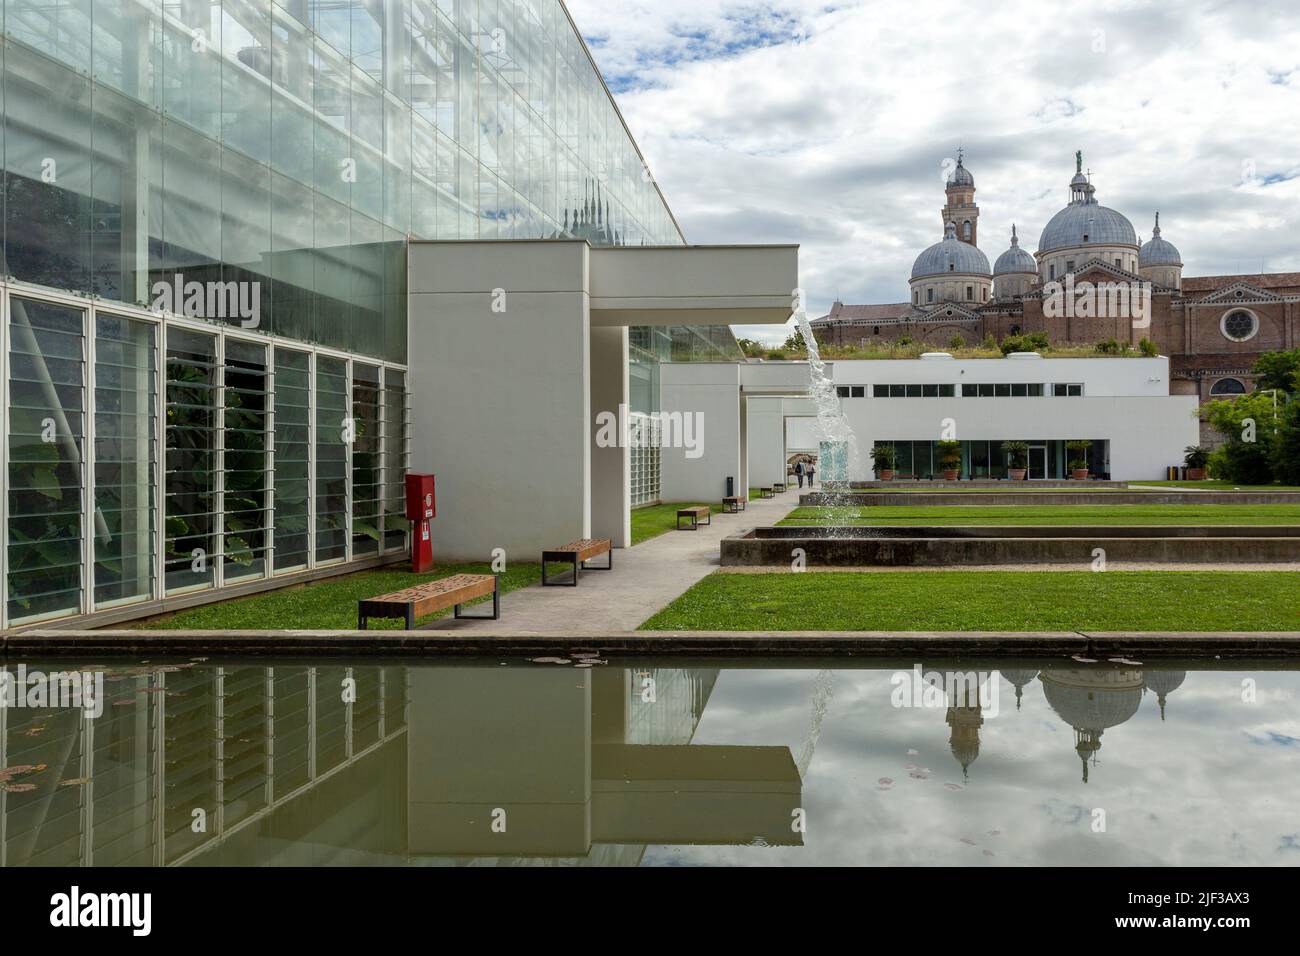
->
[382,369,409,551]
[274,349,312,573]
[7,297,86,623]
[164,328,219,594]
[351,362,382,557]
[223,340,270,581]
[315,356,349,564]
[94,313,157,608]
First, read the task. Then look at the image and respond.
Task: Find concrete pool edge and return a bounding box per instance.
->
[5,629,1300,658]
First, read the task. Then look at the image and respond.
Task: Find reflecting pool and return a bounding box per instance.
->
[0,657,1296,866]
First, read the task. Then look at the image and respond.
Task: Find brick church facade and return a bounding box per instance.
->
[811,152,1300,431]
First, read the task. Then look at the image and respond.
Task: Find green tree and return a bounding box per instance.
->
[1270,399,1300,484]
[1201,391,1280,484]
[1252,349,1300,395]
[782,328,808,353]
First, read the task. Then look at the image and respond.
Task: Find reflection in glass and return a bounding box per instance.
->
[94,314,158,607]
[223,340,271,581]
[273,349,312,573]
[315,356,349,564]
[6,298,87,622]
[351,363,382,557]
[382,370,409,551]
[164,329,219,594]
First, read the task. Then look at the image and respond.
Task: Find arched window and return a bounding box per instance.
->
[962,221,971,240]
[1210,378,1246,396]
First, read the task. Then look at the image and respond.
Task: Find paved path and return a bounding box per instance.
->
[424,489,802,633]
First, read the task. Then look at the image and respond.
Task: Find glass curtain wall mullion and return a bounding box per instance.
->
[350,362,381,558]
[273,347,312,574]
[92,311,159,610]
[381,368,408,552]
[222,339,272,583]
[6,296,88,624]
[314,355,348,566]
[164,327,219,595]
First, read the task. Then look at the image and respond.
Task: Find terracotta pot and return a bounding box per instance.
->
[1009,468,1027,481]
[942,469,959,480]
[1186,468,1207,481]
[1071,469,1089,480]
[879,470,894,481]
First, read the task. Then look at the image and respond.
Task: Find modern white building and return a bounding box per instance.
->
[829,354,1200,480]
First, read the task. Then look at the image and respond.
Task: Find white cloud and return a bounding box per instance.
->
[566,0,1300,343]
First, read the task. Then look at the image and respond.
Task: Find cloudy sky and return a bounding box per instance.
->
[565,0,1300,344]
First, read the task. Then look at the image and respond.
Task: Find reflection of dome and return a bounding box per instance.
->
[1041,668,1144,782]
[1138,212,1182,267]
[994,225,1037,276]
[912,222,992,279]
[999,667,1040,710]
[1143,669,1187,720]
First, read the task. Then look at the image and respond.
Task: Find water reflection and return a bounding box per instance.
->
[0,658,1293,866]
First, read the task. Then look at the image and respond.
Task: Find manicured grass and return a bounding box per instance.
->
[780,504,1300,526]
[631,501,726,545]
[1130,480,1300,491]
[640,571,1300,631]
[138,563,541,630]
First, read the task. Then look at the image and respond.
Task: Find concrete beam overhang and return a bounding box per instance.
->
[589,245,799,327]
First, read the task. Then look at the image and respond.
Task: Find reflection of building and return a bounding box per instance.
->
[0,663,800,866]
[1144,670,1188,721]
[942,674,988,781]
[1000,669,1040,711]
[1040,668,1147,783]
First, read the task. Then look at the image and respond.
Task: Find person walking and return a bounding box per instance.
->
[794,459,806,488]
[807,460,816,488]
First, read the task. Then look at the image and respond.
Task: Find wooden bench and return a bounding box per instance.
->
[358,573,499,630]
[722,495,747,513]
[541,538,612,587]
[771,483,786,493]
[676,506,712,530]
[758,486,774,499]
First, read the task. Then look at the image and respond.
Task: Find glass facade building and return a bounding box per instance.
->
[0,0,721,626]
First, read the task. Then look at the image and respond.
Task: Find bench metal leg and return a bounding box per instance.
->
[582,550,613,571]
[543,555,579,586]
[454,576,502,619]
[358,614,367,631]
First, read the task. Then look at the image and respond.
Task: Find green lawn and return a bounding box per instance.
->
[1131,480,1300,491]
[780,504,1300,526]
[640,571,1300,631]
[631,502,726,545]
[138,562,541,630]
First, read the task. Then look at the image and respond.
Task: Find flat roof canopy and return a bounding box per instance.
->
[589,244,798,327]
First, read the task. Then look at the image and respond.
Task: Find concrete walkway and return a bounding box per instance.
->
[425,489,802,633]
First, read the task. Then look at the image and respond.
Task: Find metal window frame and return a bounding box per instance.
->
[0,279,408,627]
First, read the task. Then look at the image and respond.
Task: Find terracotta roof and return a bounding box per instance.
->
[1181,273,1300,293]
[813,302,912,324]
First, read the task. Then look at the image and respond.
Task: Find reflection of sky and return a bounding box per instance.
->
[644,667,1300,867]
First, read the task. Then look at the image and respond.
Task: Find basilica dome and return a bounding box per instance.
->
[911,222,991,279]
[1139,212,1182,267]
[1040,669,1144,731]
[994,225,1037,275]
[1038,201,1137,254]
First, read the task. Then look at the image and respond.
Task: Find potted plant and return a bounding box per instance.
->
[871,444,897,480]
[937,439,962,480]
[1001,440,1029,480]
[1066,439,1093,480]
[1183,445,1210,481]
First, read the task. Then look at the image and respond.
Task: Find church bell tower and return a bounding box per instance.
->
[942,147,979,246]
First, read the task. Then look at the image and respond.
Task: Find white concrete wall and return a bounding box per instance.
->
[835,395,1200,480]
[747,397,817,487]
[832,355,1172,396]
[590,325,631,547]
[660,363,742,502]
[408,241,592,561]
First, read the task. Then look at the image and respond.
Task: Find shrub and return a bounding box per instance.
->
[948,334,965,349]
[1023,330,1050,351]
[766,349,785,361]
[870,444,898,473]
[981,333,999,351]
[1183,445,1210,469]
[1001,440,1029,469]
[1209,441,1275,485]
[1138,337,1159,357]
[937,439,962,472]
[999,334,1027,355]
[1095,338,1127,355]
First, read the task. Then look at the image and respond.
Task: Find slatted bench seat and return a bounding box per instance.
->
[758,487,774,499]
[358,573,499,630]
[541,537,612,586]
[771,483,786,492]
[722,495,747,513]
[676,505,712,530]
